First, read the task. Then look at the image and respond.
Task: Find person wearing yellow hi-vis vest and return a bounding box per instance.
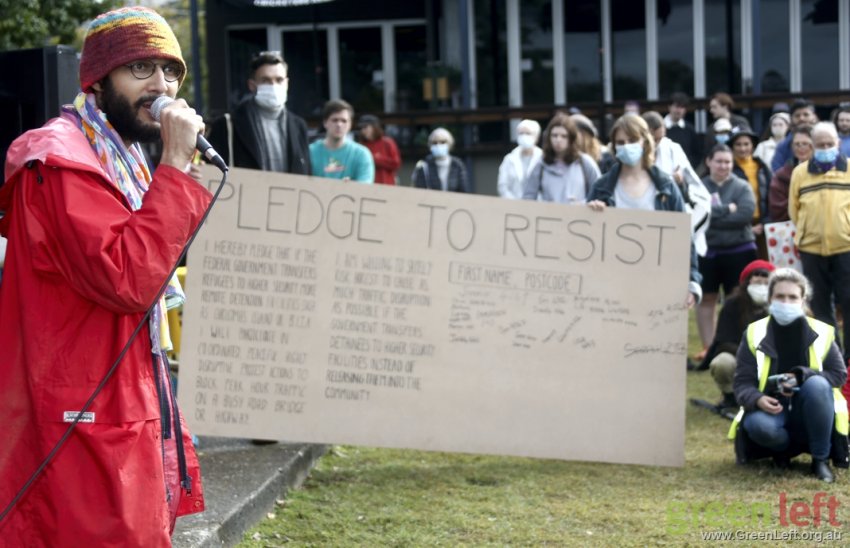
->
[730,268,848,482]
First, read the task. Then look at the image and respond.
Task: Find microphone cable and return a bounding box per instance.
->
[0,166,229,525]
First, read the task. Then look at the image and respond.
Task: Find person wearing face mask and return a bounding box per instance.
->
[770,98,820,172]
[695,260,774,416]
[768,125,813,222]
[789,121,850,361]
[730,268,848,481]
[497,119,542,199]
[694,145,757,360]
[754,112,790,167]
[412,127,472,193]
[704,93,751,158]
[522,114,600,203]
[208,51,311,174]
[586,114,703,308]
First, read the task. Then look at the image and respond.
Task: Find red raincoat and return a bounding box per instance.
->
[0,117,210,547]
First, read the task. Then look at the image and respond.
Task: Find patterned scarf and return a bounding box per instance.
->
[62,92,184,352]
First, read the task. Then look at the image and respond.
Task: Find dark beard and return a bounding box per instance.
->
[99,78,162,144]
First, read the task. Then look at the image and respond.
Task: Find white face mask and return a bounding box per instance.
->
[770,121,787,140]
[517,134,536,149]
[254,83,287,111]
[747,284,769,306]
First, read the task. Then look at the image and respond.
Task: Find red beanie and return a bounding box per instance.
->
[79,7,186,93]
[739,259,775,285]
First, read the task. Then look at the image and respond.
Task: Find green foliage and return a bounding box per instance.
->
[0,0,121,51]
[148,0,206,107]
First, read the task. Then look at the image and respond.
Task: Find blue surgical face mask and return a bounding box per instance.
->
[769,301,805,326]
[615,142,643,166]
[430,143,449,158]
[715,133,730,144]
[813,147,839,164]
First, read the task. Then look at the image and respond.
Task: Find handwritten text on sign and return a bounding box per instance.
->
[179,167,691,466]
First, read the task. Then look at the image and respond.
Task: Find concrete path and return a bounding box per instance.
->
[173,438,326,548]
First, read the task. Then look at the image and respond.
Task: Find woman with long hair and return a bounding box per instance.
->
[522,114,600,204]
[586,114,703,307]
[570,113,615,174]
[697,260,774,416]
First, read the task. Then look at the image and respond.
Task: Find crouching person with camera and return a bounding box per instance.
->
[729,268,849,482]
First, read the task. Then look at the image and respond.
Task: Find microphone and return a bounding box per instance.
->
[150,96,228,172]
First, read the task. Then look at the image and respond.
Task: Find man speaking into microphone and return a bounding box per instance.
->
[0,6,210,546]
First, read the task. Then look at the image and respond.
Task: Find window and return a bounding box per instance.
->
[339,27,384,115]
[395,25,428,111]
[226,28,267,110]
[282,30,329,118]
[475,0,508,108]
[564,0,602,103]
[801,0,839,91]
[611,0,647,100]
[520,0,554,105]
[704,0,741,94]
[658,0,695,97]
[757,0,790,92]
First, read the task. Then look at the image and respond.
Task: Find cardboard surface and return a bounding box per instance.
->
[178,166,691,466]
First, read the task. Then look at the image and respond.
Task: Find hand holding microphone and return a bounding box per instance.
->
[151,96,228,172]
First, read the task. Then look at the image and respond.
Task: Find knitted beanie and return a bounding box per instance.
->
[79,6,186,92]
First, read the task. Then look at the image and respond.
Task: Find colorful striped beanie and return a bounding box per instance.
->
[79,6,186,92]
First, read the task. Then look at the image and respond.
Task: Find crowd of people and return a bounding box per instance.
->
[1,6,850,545]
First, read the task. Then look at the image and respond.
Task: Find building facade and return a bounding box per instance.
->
[206,0,850,191]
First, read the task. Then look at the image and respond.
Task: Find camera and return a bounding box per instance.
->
[764,373,798,396]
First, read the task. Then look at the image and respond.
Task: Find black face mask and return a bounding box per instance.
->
[98,77,162,144]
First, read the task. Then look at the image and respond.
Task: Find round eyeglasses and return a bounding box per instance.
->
[124,60,185,82]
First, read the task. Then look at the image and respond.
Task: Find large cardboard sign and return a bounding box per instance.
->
[179,166,691,466]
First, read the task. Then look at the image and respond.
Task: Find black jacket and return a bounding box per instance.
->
[208,99,311,175]
[734,317,847,411]
[587,164,702,289]
[412,155,472,193]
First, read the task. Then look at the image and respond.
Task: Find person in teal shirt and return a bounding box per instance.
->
[309,99,374,183]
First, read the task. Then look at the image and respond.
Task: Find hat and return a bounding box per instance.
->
[728,126,758,146]
[739,259,775,285]
[713,118,732,133]
[769,112,791,127]
[570,113,598,137]
[79,6,186,92]
[357,114,380,129]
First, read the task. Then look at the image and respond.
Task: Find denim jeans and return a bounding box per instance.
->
[742,375,835,460]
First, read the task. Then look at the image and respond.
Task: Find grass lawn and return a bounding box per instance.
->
[237,314,849,546]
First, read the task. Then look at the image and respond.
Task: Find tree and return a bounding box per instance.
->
[0,0,121,51]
